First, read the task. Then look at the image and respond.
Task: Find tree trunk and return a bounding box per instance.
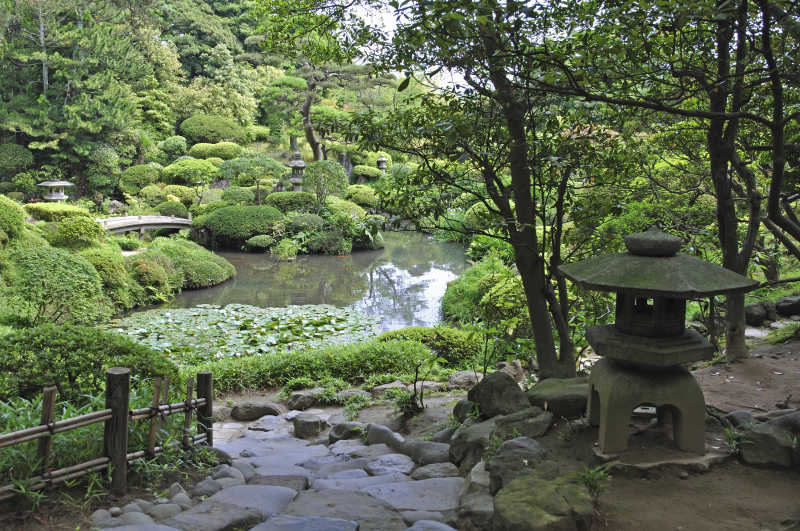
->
[301,89,323,161]
[289,136,298,151]
[725,293,748,360]
[37,5,48,95]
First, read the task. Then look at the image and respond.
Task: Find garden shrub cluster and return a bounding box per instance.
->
[219,153,286,186]
[80,245,141,310]
[157,135,188,160]
[188,141,243,160]
[442,254,509,323]
[163,184,196,206]
[351,165,382,182]
[162,158,219,185]
[0,143,34,178]
[157,200,189,218]
[221,186,256,204]
[377,326,482,366]
[193,205,284,248]
[147,237,236,289]
[0,325,177,402]
[0,194,25,242]
[24,202,91,221]
[49,215,105,248]
[264,191,315,213]
[346,184,378,209]
[119,164,161,195]
[244,234,273,252]
[179,114,247,144]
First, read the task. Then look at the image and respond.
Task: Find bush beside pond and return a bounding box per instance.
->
[265,191,315,213]
[147,237,235,289]
[377,326,482,366]
[194,205,284,248]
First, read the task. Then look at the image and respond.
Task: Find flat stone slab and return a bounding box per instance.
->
[347,443,394,459]
[165,486,297,530]
[407,521,457,531]
[282,489,406,531]
[244,459,316,477]
[107,526,181,531]
[249,475,309,492]
[312,472,410,490]
[365,453,415,476]
[329,439,368,455]
[250,515,358,531]
[362,478,464,512]
[410,462,460,480]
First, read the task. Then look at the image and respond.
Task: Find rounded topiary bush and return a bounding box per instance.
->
[325,197,366,219]
[351,165,382,182]
[190,200,231,217]
[24,202,90,222]
[119,164,161,195]
[0,325,178,403]
[346,184,378,209]
[0,143,34,178]
[376,326,482,366]
[129,251,181,302]
[206,157,225,167]
[188,143,214,159]
[264,191,315,213]
[148,237,235,289]
[51,216,104,248]
[0,194,26,240]
[139,184,166,205]
[179,114,247,144]
[221,186,255,204]
[219,154,286,186]
[244,234,274,252]
[157,135,188,160]
[162,158,218,185]
[285,212,324,235]
[79,245,140,310]
[247,125,271,142]
[189,142,242,160]
[196,205,284,248]
[163,185,196,206]
[156,200,189,218]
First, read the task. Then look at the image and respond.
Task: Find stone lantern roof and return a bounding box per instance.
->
[287,152,306,170]
[558,226,758,298]
[37,180,74,201]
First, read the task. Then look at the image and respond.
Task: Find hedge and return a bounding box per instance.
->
[377,326,482,366]
[221,186,255,204]
[179,114,247,144]
[163,185,196,206]
[119,164,161,195]
[194,205,284,248]
[51,216,104,248]
[264,191,315,213]
[0,194,25,241]
[351,165,382,181]
[24,202,91,222]
[148,237,235,289]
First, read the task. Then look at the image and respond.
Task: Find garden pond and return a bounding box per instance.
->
[168,231,468,331]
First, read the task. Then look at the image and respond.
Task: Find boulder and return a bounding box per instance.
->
[527,377,589,419]
[371,380,407,397]
[485,437,548,494]
[460,461,490,497]
[366,423,406,449]
[740,411,800,468]
[493,472,593,531]
[449,418,497,472]
[725,410,755,428]
[408,380,446,394]
[411,462,460,480]
[457,491,495,531]
[362,477,464,512]
[282,489,407,531]
[292,412,325,439]
[745,302,768,326]
[407,521,457,531]
[448,371,483,390]
[230,401,285,421]
[496,360,526,382]
[453,399,477,423]
[775,296,800,317]
[336,389,372,402]
[287,388,324,410]
[250,515,358,531]
[467,372,529,419]
[429,426,457,443]
[494,407,553,439]
[366,453,416,476]
[400,440,451,465]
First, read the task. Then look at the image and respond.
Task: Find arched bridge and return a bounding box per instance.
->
[97,215,192,234]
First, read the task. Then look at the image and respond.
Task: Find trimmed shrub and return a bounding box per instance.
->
[79,245,140,310]
[189,142,242,160]
[206,157,224,167]
[442,254,509,323]
[157,135,188,160]
[325,196,366,219]
[156,200,189,218]
[139,184,166,205]
[222,186,255,204]
[0,325,178,402]
[351,165,382,182]
[112,235,141,251]
[304,160,349,211]
[179,114,247,144]
[346,184,378,209]
[306,229,352,256]
[219,154,286,186]
[0,144,34,178]
[190,200,231,217]
[119,164,160,195]
[162,158,218,185]
[196,205,284,248]
[0,194,25,240]
[129,250,182,303]
[264,191,315,213]
[51,216,104,248]
[148,237,235,289]
[5,191,23,202]
[271,238,300,260]
[163,185,196,206]
[285,212,324,235]
[271,76,308,90]
[24,202,90,222]
[0,246,109,325]
[244,234,273,252]
[188,339,430,392]
[377,326,482,366]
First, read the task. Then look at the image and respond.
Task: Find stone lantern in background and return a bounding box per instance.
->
[559,227,757,455]
[376,155,388,173]
[37,180,74,201]
[287,152,306,191]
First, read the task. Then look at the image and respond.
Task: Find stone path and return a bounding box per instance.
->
[90,409,467,531]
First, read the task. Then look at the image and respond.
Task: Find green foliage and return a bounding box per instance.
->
[346,184,378,209]
[464,201,507,231]
[247,125,271,141]
[219,154,286,186]
[442,255,509,323]
[377,326,482,366]
[196,205,284,248]
[285,212,325,235]
[325,196,366,219]
[244,234,274,252]
[179,114,247,144]
[206,156,225,167]
[79,245,140,311]
[187,338,431,393]
[163,185,197,206]
[306,228,352,255]
[271,237,300,259]
[467,234,516,264]
[112,235,142,251]
[221,186,256,204]
[265,191,315,213]
[129,250,183,303]
[304,160,349,212]
[272,76,309,90]
[0,194,26,241]
[283,376,316,392]
[85,144,121,195]
[190,200,231,217]
[156,200,189,218]
[0,325,177,402]
[0,144,34,178]
[50,216,105,249]
[157,136,189,160]
[24,203,91,222]
[576,464,611,502]
[189,141,243,160]
[162,158,219,185]
[119,164,161,195]
[139,184,167,205]
[148,237,235,289]
[0,246,110,326]
[351,165,382,181]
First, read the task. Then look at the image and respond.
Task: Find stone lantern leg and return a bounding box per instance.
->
[559,226,758,456]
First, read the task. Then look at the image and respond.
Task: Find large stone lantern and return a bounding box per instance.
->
[287,152,306,191]
[37,180,74,201]
[376,155,388,172]
[559,227,757,455]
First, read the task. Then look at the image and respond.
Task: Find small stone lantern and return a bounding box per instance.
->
[559,227,757,455]
[37,180,74,201]
[376,155,388,172]
[287,152,306,191]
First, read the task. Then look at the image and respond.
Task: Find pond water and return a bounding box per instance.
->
[169,232,468,331]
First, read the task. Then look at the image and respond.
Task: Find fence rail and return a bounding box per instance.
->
[0,368,213,501]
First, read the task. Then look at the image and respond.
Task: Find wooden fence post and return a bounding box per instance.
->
[147,378,162,456]
[183,377,194,449]
[196,372,213,447]
[37,387,57,475]
[104,368,130,497]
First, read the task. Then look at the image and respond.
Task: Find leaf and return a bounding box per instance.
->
[398,77,411,92]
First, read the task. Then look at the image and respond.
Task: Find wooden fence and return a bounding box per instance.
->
[0,368,213,500]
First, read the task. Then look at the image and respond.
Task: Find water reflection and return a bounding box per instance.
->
[170,232,468,331]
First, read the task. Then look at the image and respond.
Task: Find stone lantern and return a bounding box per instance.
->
[37,180,74,201]
[287,152,306,191]
[559,227,757,455]
[376,155,388,172]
